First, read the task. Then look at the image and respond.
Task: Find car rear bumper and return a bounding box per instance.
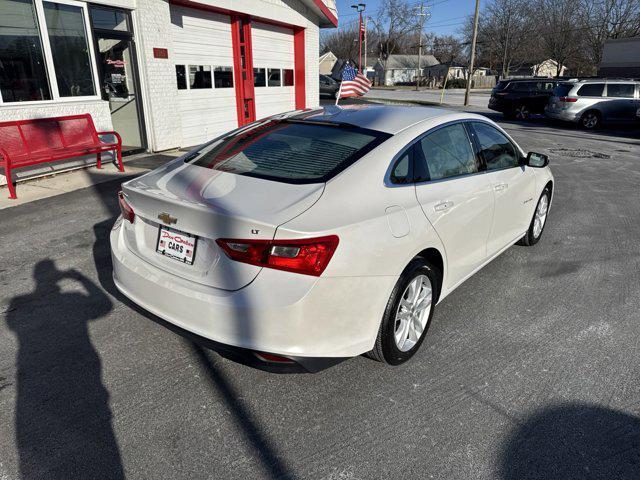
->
[111,223,395,360]
[544,106,579,122]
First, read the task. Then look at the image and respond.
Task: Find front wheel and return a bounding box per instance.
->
[367,258,440,365]
[518,187,551,246]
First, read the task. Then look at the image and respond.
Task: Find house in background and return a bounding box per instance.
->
[374,54,439,86]
[598,37,640,77]
[425,62,494,87]
[508,59,567,78]
[319,51,337,75]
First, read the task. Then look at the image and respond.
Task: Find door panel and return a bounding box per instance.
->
[413,123,494,288]
[416,176,494,288]
[469,121,535,255]
[484,168,535,254]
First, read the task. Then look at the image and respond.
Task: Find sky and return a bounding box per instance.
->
[334,0,481,37]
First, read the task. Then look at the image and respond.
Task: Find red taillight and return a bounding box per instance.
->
[118,191,135,223]
[559,96,577,102]
[216,235,339,276]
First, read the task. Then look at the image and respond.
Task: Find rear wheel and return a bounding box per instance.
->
[367,258,439,365]
[514,104,530,120]
[580,110,601,129]
[518,187,551,246]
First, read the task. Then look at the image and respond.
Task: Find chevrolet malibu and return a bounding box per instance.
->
[111,105,554,371]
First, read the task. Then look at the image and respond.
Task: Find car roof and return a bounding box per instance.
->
[287,104,462,135]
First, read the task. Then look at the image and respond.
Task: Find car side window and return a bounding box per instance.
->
[607,84,635,98]
[471,122,520,171]
[390,151,412,184]
[577,83,605,97]
[415,123,477,181]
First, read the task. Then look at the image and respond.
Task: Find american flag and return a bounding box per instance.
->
[339,64,371,99]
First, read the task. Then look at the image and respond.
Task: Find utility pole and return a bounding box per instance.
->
[464,0,480,106]
[363,14,367,77]
[351,3,366,72]
[415,3,428,91]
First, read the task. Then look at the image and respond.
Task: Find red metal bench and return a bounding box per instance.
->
[0,114,123,199]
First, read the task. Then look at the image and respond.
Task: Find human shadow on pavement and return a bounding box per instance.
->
[6,259,124,479]
[500,402,640,480]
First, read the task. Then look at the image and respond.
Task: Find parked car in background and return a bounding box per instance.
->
[489,79,559,119]
[111,105,554,371]
[319,74,339,99]
[545,79,640,129]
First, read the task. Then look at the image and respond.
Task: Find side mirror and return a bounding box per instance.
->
[526,151,549,168]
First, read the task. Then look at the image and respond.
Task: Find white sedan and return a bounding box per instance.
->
[111,105,553,371]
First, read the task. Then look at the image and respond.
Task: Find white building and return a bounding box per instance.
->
[373,54,439,86]
[599,37,640,77]
[0,0,337,167]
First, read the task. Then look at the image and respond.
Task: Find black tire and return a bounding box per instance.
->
[580,110,601,130]
[517,187,551,246]
[503,109,516,119]
[367,258,440,365]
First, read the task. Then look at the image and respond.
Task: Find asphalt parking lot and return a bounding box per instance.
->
[0,104,639,479]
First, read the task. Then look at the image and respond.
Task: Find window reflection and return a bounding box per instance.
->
[43,1,96,97]
[0,0,51,102]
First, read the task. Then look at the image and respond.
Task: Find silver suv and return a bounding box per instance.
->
[545,79,640,129]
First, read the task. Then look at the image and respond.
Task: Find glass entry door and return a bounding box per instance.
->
[90,6,146,154]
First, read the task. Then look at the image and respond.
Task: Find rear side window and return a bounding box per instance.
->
[188,121,390,183]
[607,84,635,98]
[553,83,573,97]
[471,122,519,170]
[390,152,411,184]
[577,83,604,97]
[415,123,477,181]
[509,82,532,92]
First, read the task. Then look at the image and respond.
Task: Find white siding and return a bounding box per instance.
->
[170,5,238,148]
[251,22,295,119]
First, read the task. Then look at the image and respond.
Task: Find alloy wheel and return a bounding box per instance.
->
[515,105,530,119]
[533,193,549,239]
[394,275,432,352]
[582,112,599,129]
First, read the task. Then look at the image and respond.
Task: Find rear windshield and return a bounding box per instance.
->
[553,83,574,97]
[188,120,390,183]
[494,81,509,91]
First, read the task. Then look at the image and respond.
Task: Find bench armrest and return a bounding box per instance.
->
[98,130,122,146]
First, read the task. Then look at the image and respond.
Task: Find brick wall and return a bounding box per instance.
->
[133,0,182,152]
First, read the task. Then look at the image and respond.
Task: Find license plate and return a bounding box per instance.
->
[156,226,197,265]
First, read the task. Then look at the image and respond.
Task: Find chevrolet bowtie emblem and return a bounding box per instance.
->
[158,213,177,225]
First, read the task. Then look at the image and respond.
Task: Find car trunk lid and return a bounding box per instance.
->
[120,159,324,290]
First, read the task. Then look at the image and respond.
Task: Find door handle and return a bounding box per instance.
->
[434,201,454,212]
[494,183,508,192]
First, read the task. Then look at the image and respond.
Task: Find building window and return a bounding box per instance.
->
[267,68,281,87]
[214,66,233,88]
[283,69,294,86]
[253,67,266,87]
[43,1,96,97]
[189,65,212,89]
[89,5,130,32]
[175,65,186,90]
[0,0,52,102]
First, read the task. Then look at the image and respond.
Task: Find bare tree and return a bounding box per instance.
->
[474,0,536,77]
[370,0,420,79]
[428,34,465,64]
[320,25,360,62]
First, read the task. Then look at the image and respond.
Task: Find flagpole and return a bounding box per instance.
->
[335,80,342,106]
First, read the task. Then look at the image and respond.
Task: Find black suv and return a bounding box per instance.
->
[489,79,560,119]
